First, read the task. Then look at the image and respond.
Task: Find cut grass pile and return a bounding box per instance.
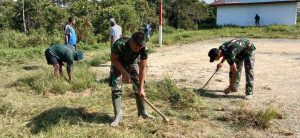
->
[231,107,282,129]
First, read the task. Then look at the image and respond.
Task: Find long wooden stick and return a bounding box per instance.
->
[202,70,218,90]
[143,96,170,122]
[132,78,169,122]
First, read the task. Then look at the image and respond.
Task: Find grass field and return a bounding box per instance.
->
[0,25,299,137]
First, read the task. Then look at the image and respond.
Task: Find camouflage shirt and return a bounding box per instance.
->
[111,37,148,66]
[219,39,256,65]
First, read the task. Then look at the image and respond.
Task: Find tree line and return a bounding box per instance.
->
[0,0,215,47]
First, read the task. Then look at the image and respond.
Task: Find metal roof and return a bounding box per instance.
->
[210,0,298,6]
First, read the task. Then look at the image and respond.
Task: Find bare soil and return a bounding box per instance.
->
[97,38,300,137]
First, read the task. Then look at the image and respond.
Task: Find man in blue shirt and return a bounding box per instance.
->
[65,16,77,50]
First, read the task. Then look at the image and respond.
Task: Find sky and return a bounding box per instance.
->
[203,0,214,4]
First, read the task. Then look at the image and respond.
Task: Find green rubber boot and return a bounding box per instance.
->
[111,97,123,127]
[134,93,155,119]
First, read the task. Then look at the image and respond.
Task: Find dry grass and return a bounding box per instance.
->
[231,107,280,129]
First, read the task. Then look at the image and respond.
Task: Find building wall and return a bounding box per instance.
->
[224,0,283,2]
[216,3,297,26]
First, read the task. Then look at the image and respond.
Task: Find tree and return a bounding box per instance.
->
[22,0,27,33]
[93,4,140,41]
[12,0,53,32]
[0,0,15,31]
[166,0,209,29]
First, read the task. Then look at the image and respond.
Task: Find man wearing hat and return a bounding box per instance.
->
[109,32,154,127]
[109,18,122,47]
[45,45,84,82]
[208,39,256,100]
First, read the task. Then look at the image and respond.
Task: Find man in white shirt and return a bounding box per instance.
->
[110,18,122,47]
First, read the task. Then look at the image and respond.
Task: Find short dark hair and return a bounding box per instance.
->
[69,16,74,22]
[131,32,146,47]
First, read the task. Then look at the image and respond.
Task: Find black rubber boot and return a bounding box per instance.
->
[111,97,123,127]
[134,93,155,119]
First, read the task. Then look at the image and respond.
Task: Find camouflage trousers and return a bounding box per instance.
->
[109,64,139,99]
[229,50,255,95]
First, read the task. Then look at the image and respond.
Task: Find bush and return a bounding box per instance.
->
[0,29,63,48]
[26,28,49,47]
[0,30,29,48]
[93,5,140,41]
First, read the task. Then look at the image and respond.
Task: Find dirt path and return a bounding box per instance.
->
[96,38,300,136]
[147,38,300,136]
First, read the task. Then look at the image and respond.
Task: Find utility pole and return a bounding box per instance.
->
[159,0,163,47]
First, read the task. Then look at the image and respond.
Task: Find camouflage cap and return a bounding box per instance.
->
[131,32,146,47]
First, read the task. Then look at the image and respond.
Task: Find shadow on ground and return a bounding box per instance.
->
[23,65,40,71]
[194,89,242,99]
[26,106,111,134]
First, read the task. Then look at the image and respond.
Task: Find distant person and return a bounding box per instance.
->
[64,16,77,50]
[45,45,84,82]
[255,14,260,26]
[144,23,152,42]
[109,18,122,47]
[208,39,256,100]
[109,32,154,127]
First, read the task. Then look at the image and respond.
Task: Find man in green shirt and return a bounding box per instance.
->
[208,39,256,100]
[45,45,84,81]
[109,32,154,127]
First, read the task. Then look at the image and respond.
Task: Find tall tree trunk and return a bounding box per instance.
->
[22,0,27,33]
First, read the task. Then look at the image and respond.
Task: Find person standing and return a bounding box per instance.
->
[255,14,260,26]
[109,18,122,47]
[109,32,154,127]
[144,23,152,42]
[65,16,77,50]
[208,38,256,100]
[45,45,84,82]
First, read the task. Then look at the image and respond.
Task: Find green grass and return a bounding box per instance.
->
[2,24,300,67]
[88,52,110,67]
[13,63,99,94]
[0,25,297,137]
[0,77,208,137]
[0,47,44,66]
[149,24,300,48]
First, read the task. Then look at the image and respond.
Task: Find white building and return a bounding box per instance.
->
[211,0,299,26]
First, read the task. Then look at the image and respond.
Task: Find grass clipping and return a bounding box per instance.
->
[231,107,280,129]
[145,77,203,110]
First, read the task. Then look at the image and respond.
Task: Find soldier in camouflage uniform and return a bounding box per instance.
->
[208,38,256,100]
[109,32,154,127]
